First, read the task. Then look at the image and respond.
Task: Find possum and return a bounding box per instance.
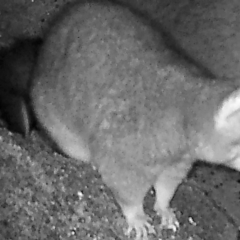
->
[30,0,240,239]
[0,38,42,135]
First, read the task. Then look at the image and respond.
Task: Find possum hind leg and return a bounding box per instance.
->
[35,106,91,162]
[48,117,90,162]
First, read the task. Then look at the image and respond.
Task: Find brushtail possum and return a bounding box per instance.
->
[30,0,240,239]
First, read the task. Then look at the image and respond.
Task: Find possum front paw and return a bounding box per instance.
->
[154,205,179,232]
[122,204,155,240]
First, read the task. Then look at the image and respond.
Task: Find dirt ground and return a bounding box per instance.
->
[0,0,239,240]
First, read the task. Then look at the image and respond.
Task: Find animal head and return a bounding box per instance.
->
[211,88,240,171]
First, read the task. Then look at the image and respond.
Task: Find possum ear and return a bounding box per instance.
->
[214,89,240,135]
